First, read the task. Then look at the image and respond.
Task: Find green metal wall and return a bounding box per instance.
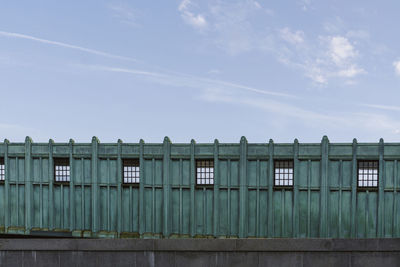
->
[0,136,399,238]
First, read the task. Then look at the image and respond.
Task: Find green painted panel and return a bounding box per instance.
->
[0,185,4,225]
[230,189,239,236]
[248,189,256,236]
[218,189,228,235]
[2,139,400,239]
[310,191,320,237]
[385,161,394,188]
[248,161,257,187]
[384,192,394,237]
[298,161,308,187]
[341,191,351,238]
[83,159,92,184]
[395,192,400,237]
[182,190,190,234]
[273,190,281,237]
[32,185,40,227]
[171,189,180,234]
[98,160,109,184]
[329,161,340,187]
[99,186,108,230]
[283,190,293,237]
[230,161,239,187]
[259,191,268,236]
[74,186,83,229]
[84,186,91,230]
[260,161,268,187]
[219,160,228,187]
[298,191,308,237]
[367,192,378,238]
[342,161,352,187]
[154,189,163,234]
[310,161,320,188]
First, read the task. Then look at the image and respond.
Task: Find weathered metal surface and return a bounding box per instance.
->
[0,136,400,238]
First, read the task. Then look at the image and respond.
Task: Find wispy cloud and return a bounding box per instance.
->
[279,34,366,84]
[393,60,400,76]
[280,27,304,45]
[108,3,139,27]
[178,0,208,29]
[201,87,400,136]
[0,30,138,62]
[78,64,295,98]
[361,103,400,112]
[177,2,366,85]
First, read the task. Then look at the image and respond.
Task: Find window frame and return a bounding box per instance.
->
[357,160,379,191]
[53,158,70,184]
[273,159,294,190]
[196,159,214,187]
[0,157,4,182]
[122,158,140,186]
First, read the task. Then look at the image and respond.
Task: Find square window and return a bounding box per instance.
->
[358,160,378,189]
[274,160,294,188]
[123,159,140,184]
[54,158,70,182]
[0,158,4,181]
[196,160,214,186]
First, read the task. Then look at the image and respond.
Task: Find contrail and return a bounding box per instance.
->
[0,30,138,62]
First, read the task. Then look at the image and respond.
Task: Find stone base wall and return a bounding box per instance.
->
[1,238,400,267]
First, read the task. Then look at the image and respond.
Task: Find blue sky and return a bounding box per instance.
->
[1,0,400,143]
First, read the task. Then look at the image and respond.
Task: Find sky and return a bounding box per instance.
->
[1,0,400,143]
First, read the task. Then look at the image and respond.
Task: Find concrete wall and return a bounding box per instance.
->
[1,238,400,266]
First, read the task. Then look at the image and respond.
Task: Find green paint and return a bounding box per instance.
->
[0,136,399,238]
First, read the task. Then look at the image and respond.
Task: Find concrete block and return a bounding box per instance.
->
[175,252,217,267]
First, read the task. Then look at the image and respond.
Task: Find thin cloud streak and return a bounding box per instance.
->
[81,64,296,98]
[0,30,138,62]
[361,104,400,112]
[201,88,400,135]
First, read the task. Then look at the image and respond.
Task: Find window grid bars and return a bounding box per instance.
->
[54,159,70,182]
[196,160,214,185]
[274,160,294,187]
[358,160,378,188]
[123,159,140,184]
[0,158,4,181]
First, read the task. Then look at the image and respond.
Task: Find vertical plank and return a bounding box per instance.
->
[139,139,145,235]
[69,139,75,232]
[163,136,171,237]
[179,159,183,235]
[339,160,343,237]
[190,139,195,237]
[307,160,311,237]
[39,157,43,229]
[351,138,358,237]
[227,159,231,236]
[267,139,274,237]
[152,158,155,233]
[256,159,260,237]
[117,139,122,236]
[91,136,99,234]
[24,136,32,233]
[107,159,110,231]
[378,138,384,237]
[4,139,9,232]
[394,160,398,237]
[293,138,299,237]
[213,139,219,237]
[239,136,248,238]
[48,139,54,230]
[320,136,329,237]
